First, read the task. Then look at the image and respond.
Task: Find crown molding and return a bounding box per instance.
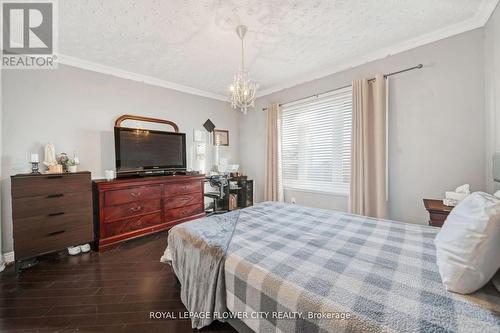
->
[256,0,500,98]
[477,0,500,24]
[57,55,229,102]
[56,0,498,102]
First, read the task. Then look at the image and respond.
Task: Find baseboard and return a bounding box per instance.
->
[3,251,14,264]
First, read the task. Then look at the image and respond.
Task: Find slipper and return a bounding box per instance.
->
[79,244,91,253]
[67,246,81,256]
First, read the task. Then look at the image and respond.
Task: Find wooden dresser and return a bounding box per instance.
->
[93,175,205,251]
[11,172,93,261]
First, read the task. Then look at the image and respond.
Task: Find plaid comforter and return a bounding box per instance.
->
[166,202,500,332]
[224,202,500,333]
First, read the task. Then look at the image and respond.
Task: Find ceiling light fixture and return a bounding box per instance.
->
[229,25,258,114]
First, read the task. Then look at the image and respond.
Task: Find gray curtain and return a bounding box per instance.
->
[349,75,388,218]
[265,103,284,202]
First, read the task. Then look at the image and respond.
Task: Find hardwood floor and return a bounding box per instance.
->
[0,233,237,332]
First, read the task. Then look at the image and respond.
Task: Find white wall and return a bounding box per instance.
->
[0,67,4,269]
[1,64,239,253]
[485,2,500,192]
[240,28,487,224]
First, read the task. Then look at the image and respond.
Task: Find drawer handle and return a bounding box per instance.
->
[47,175,63,179]
[129,206,143,213]
[46,230,65,237]
[130,192,141,197]
[182,185,188,190]
[48,212,65,217]
[181,210,189,216]
[47,193,64,198]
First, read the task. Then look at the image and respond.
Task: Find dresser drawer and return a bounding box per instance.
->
[164,181,202,197]
[164,193,203,210]
[104,212,162,237]
[11,173,90,199]
[13,207,92,232]
[12,191,91,219]
[429,212,448,227]
[164,203,204,221]
[92,175,206,252]
[14,224,93,260]
[14,209,91,238]
[104,199,161,222]
[429,212,448,222]
[104,185,161,206]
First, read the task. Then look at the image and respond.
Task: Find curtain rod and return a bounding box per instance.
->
[262,64,423,111]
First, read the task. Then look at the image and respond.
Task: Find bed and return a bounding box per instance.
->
[162,202,500,332]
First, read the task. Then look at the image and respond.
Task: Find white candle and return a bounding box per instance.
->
[30,153,39,163]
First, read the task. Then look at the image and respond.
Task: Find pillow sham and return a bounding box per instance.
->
[434,192,500,294]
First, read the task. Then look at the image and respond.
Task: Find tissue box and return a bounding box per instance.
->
[443,198,458,207]
[445,191,468,203]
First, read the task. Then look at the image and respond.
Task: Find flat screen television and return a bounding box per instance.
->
[114,127,186,174]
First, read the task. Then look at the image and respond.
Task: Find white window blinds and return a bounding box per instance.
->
[280,86,352,195]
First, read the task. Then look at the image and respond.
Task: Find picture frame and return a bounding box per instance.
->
[213,129,229,146]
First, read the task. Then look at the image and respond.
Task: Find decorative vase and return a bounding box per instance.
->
[68,165,77,173]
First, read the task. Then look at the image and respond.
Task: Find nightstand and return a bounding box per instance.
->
[423,199,453,227]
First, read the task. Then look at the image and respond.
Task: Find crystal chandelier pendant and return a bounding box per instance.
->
[229,25,258,114]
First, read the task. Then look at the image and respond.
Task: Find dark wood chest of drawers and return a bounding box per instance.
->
[93,175,205,251]
[11,172,93,261]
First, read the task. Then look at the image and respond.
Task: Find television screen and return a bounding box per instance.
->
[115,127,186,172]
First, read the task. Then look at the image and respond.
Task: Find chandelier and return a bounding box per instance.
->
[229,25,258,114]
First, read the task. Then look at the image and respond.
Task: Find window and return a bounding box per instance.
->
[280,86,352,195]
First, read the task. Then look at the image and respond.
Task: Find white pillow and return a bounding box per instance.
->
[434,192,500,294]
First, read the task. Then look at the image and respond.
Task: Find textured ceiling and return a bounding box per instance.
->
[59,0,498,99]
